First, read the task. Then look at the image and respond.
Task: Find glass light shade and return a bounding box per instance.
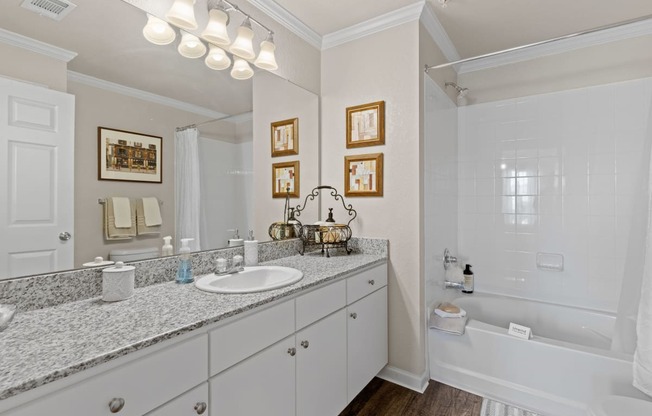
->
[143,15,176,45]
[178,31,206,59]
[205,45,231,70]
[166,0,198,30]
[229,19,255,60]
[202,8,230,46]
[231,58,254,80]
[254,39,278,70]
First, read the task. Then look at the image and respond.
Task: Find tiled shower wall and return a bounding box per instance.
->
[457,77,652,312]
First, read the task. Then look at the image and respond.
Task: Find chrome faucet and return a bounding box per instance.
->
[215,256,244,276]
[444,280,464,290]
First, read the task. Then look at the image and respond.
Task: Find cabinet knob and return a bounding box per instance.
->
[368,279,375,285]
[350,312,358,319]
[108,398,125,413]
[287,347,296,356]
[300,340,309,349]
[194,402,207,414]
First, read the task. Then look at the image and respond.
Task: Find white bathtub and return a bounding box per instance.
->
[428,293,650,416]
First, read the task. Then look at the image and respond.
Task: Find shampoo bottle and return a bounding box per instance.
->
[176,238,194,284]
[462,264,474,294]
[244,230,258,267]
[162,236,173,256]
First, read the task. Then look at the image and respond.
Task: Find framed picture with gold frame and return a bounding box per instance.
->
[271,118,299,157]
[344,153,383,197]
[272,161,300,198]
[346,101,385,148]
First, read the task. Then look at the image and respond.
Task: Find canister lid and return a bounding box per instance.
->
[103,261,135,273]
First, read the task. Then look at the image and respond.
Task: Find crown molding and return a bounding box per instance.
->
[0,28,77,62]
[67,71,228,120]
[419,2,460,64]
[458,17,652,74]
[245,0,322,49]
[322,1,425,50]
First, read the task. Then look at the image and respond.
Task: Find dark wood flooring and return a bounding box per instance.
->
[339,378,483,416]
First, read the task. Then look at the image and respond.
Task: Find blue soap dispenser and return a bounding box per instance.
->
[176,238,194,284]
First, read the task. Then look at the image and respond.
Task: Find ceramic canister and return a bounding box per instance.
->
[102,261,135,302]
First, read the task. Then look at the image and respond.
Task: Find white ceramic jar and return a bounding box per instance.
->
[102,261,135,302]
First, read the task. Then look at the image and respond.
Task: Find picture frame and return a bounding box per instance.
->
[345,153,384,197]
[98,127,162,183]
[271,118,299,157]
[272,161,300,198]
[346,101,385,148]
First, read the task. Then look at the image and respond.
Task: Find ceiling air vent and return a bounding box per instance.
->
[20,0,77,21]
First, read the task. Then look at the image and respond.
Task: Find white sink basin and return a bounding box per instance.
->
[195,266,303,294]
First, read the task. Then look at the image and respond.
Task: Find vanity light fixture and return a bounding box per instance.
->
[231,57,254,80]
[254,33,278,70]
[201,2,231,46]
[205,44,232,70]
[178,31,207,59]
[166,0,198,30]
[142,14,176,45]
[230,17,256,60]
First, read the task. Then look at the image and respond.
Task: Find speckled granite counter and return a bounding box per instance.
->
[0,251,386,401]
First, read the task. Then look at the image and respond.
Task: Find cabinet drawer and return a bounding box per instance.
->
[296,279,346,330]
[210,299,294,375]
[146,382,208,416]
[3,335,208,416]
[346,263,387,304]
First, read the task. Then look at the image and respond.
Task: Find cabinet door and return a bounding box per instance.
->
[347,287,388,402]
[146,383,208,416]
[210,335,296,416]
[296,309,347,416]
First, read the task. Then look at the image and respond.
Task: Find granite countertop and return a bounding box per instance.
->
[0,252,386,401]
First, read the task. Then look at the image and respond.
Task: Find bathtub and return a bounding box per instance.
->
[428,293,650,416]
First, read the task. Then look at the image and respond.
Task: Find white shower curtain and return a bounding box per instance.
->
[175,127,201,252]
[634,99,652,397]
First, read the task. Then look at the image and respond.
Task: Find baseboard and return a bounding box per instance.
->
[377,365,430,393]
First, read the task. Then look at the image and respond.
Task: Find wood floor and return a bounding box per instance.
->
[339,378,483,416]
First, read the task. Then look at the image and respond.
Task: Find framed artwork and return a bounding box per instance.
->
[345,153,383,197]
[346,101,385,148]
[271,118,299,157]
[98,127,162,183]
[272,161,300,198]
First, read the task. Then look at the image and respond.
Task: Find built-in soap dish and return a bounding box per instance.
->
[0,304,17,332]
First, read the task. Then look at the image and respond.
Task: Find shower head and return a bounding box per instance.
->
[445,82,469,105]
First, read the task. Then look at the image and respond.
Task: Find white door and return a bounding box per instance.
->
[0,77,75,279]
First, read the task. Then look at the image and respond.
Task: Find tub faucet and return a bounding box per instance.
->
[444,280,464,290]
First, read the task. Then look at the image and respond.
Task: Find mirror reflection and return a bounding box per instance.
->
[0,0,319,280]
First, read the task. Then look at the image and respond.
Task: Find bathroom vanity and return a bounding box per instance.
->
[0,249,387,416]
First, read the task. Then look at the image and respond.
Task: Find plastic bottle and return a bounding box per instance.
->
[244,230,258,267]
[162,236,173,256]
[176,238,194,284]
[462,264,474,294]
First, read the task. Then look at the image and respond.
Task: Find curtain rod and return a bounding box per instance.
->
[175,110,253,132]
[425,13,652,72]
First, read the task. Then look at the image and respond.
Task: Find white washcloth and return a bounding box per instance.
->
[429,312,468,336]
[434,307,467,319]
[111,197,132,228]
[142,197,162,226]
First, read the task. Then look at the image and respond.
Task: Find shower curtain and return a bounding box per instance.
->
[175,127,201,252]
[634,99,652,397]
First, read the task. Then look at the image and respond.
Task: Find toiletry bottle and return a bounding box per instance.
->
[176,238,194,284]
[244,230,258,266]
[162,236,173,256]
[462,264,474,294]
[228,229,244,247]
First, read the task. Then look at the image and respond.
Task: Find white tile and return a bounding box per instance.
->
[496,160,516,178]
[498,178,516,195]
[588,174,616,195]
[495,121,517,141]
[516,214,538,233]
[516,177,538,195]
[516,196,538,214]
[516,138,538,159]
[539,195,563,216]
[516,158,538,177]
[539,176,561,196]
[616,152,645,177]
[459,178,476,196]
[563,194,589,216]
[476,196,495,214]
[588,153,616,175]
[475,161,495,179]
[476,178,495,196]
[495,139,517,160]
[615,128,647,154]
[539,157,562,176]
[497,196,516,214]
[588,194,616,216]
[562,174,588,195]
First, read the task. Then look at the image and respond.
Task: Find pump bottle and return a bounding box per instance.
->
[176,238,194,284]
[462,264,474,294]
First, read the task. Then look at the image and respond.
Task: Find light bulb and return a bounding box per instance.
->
[205,45,231,70]
[166,0,198,31]
[230,18,255,60]
[231,58,254,80]
[254,34,278,71]
[143,14,176,45]
[178,31,206,59]
[202,7,230,46]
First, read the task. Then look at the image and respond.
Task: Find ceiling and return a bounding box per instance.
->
[2,0,652,115]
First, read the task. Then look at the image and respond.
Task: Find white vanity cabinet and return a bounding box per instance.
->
[146,383,209,416]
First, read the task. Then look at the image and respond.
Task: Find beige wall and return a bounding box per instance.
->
[0,42,67,91]
[321,22,425,378]
[253,71,320,240]
[69,81,213,266]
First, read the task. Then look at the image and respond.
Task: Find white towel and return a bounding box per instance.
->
[104,200,136,240]
[136,198,161,235]
[429,312,468,336]
[111,197,132,228]
[434,307,467,319]
[142,197,162,226]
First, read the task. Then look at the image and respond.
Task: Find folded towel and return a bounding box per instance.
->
[136,198,161,235]
[141,197,162,226]
[434,307,467,319]
[111,197,132,228]
[105,199,136,240]
[429,312,468,336]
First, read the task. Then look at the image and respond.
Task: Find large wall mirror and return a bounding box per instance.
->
[0,0,320,280]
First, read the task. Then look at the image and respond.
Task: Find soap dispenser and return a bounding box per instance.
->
[228,229,244,247]
[176,238,194,284]
[462,264,474,294]
[162,236,173,256]
[244,230,258,266]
